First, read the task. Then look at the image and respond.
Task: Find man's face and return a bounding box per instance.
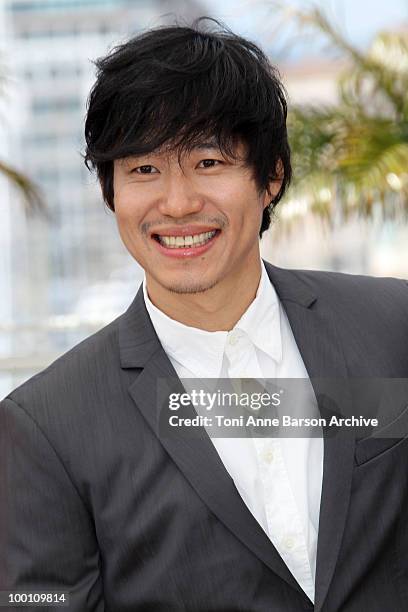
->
[113,139,279,295]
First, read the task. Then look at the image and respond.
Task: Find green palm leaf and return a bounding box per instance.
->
[0,59,47,216]
[273,3,408,223]
[0,159,49,217]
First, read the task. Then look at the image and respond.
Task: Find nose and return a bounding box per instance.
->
[158,172,204,218]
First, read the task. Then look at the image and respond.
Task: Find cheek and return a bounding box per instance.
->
[115,183,157,224]
[114,199,142,245]
[227,189,264,228]
[114,190,145,229]
[114,201,153,258]
[114,206,133,239]
[114,212,133,250]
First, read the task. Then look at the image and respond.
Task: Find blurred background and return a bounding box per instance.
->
[1,0,407,397]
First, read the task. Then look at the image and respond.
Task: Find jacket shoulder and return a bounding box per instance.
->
[290,267,408,308]
[286,268,408,353]
[263,259,408,331]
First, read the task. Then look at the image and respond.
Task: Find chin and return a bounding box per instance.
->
[164,278,220,295]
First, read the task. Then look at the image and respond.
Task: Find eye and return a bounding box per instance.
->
[132,165,159,174]
[197,159,222,169]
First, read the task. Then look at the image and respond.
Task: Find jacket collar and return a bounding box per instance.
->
[119,260,315,369]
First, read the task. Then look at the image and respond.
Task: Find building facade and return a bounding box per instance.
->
[1,0,206,394]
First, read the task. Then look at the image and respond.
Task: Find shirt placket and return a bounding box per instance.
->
[255,437,315,601]
[224,329,315,603]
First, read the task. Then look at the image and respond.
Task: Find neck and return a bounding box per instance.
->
[145,256,263,332]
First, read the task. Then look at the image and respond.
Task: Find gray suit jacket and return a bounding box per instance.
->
[1,260,408,612]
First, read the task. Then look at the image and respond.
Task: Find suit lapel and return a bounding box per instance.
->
[119,261,356,610]
[263,261,356,612]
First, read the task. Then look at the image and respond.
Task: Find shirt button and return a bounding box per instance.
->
[262,449,274,464]
[228,333,239,346]
[283,536,295,550]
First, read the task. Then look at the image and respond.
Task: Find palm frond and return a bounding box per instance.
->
[0,160,49,217]
[274,2,408,113]
[277,2,408,224]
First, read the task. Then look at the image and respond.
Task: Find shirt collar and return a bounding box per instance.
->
[234,261,282,363]
[142,260,282,378]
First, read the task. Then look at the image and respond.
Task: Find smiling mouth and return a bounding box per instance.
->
[152,230,221,249]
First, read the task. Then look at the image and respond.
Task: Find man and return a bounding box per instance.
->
[1,19,408,612]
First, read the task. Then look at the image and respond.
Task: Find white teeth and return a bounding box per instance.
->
[157,230,217,248]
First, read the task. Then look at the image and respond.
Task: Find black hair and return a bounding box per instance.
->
[84,17,292,237]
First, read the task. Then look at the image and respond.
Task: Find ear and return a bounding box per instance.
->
[263,159,284,209]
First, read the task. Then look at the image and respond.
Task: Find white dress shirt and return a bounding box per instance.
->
[142,260,324,603]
